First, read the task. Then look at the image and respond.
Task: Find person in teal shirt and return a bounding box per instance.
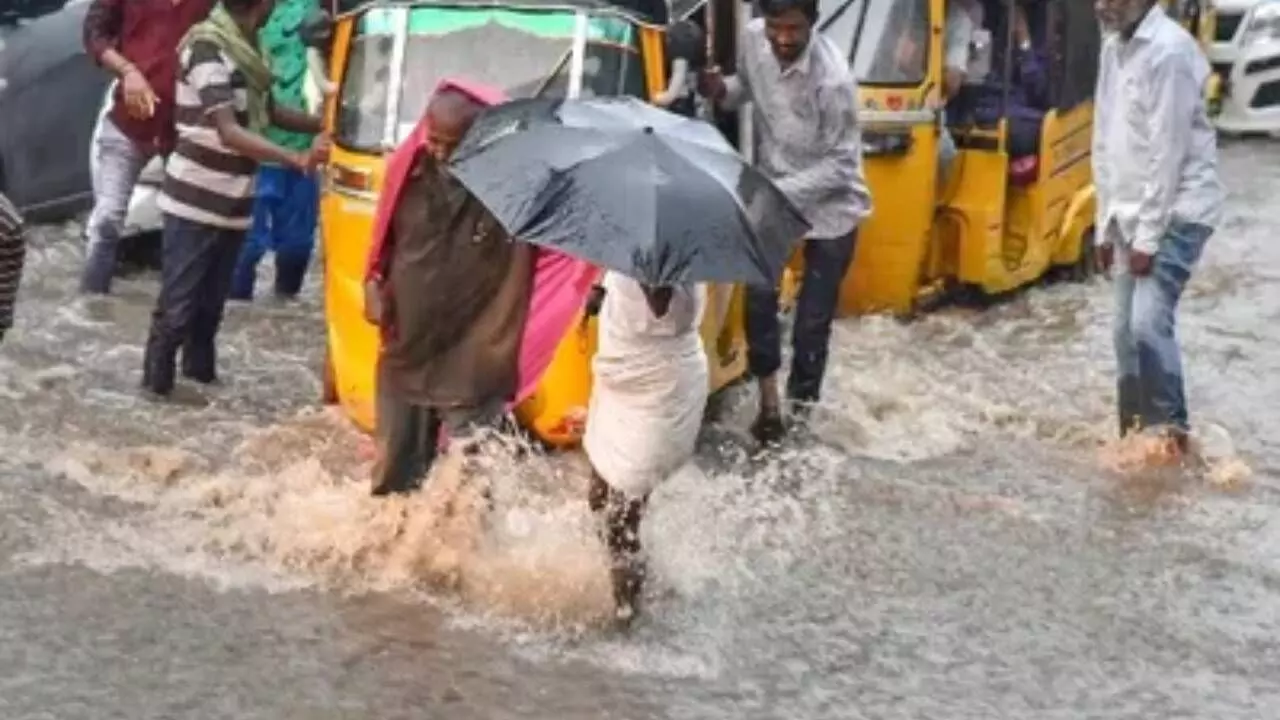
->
[231,0,331,300]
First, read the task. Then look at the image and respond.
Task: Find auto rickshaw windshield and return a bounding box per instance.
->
[336,5,647,152]
[821,0,930,86]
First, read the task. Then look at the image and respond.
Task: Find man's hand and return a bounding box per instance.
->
[697,66,727,102]
[310,134,332,167]
[294,135,331,172]
[1128,249,1154,276]
[121,67,157,119]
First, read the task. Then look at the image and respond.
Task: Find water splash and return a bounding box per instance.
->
[34,410,619,630]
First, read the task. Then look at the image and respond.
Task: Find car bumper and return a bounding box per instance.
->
[1215,39,1280,133]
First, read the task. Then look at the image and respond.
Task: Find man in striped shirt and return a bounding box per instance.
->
[0,193,25,344]
[142,0,328,398]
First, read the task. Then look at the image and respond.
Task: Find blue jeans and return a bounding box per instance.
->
[230,165,319,300]
[1112,222,1212,436]
[746,231,857,404]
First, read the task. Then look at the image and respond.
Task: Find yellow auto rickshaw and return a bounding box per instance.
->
[762,0,1101,316]
[318,0,749,447]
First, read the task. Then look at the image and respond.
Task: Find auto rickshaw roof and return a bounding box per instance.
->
[331,0,706,26]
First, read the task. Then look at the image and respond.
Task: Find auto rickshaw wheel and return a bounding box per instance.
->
[1069,228,1098,283]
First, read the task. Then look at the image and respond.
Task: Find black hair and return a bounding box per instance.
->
[758,0,818,24]
[666,19,706,69]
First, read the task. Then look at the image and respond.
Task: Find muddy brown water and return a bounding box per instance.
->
[0,141,1277,719]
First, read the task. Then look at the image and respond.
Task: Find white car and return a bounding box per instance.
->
[1211,0,1280,134]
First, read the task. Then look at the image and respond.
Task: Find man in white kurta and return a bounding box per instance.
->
[1093,0,1224,451]
[583,272,707,623]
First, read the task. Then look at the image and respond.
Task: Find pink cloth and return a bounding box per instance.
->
[364,78,597,423]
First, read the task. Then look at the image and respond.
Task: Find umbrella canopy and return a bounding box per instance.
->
[447,95,810,287]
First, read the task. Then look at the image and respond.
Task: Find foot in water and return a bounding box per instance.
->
[750,409,786,447]
[611,556,646,629]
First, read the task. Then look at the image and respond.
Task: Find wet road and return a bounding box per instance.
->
[1,141,1278,718]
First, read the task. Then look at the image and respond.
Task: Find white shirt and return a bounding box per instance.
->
[1093,5,1224,254]
[722,19,872,239]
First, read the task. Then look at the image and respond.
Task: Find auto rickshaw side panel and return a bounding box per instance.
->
[836,0,947,317]
[322,13,383,433]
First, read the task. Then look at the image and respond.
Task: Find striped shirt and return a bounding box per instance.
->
[158,39,260,230]
[0,193,26,334]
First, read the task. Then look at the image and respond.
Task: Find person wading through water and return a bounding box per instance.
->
[141,0,329,398]
[80,0,217,295]
[698,0,871,447]
[1093,0,1223,457]
[582,275,708,626]
[363,81,532,497]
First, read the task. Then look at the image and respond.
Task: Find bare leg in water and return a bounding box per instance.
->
[587,470,648,626]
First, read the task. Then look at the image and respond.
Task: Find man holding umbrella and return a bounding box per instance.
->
[700,0,871,444]
[446,94,811,624]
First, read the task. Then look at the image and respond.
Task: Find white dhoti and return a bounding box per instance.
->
[583,273,709,499]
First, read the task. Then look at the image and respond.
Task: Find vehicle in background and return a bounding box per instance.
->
[776,0,1097,317]
[0,0,162,267]
[1205,0,1280,134]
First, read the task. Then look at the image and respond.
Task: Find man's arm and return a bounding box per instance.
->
[773,79,862,209]
[186,42,308,169]
[1132,48,1198,256]
[83,0,131,76]
[269,98,324,135]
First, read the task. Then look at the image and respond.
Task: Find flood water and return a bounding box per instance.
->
[1,141,1278,719]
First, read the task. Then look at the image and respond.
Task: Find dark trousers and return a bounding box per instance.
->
[371,378,506,495]
[142,214,244,395]
[230,166,319,300]
[745,231,857,404]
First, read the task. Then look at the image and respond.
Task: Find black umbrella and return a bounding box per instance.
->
[447,95,810,287]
